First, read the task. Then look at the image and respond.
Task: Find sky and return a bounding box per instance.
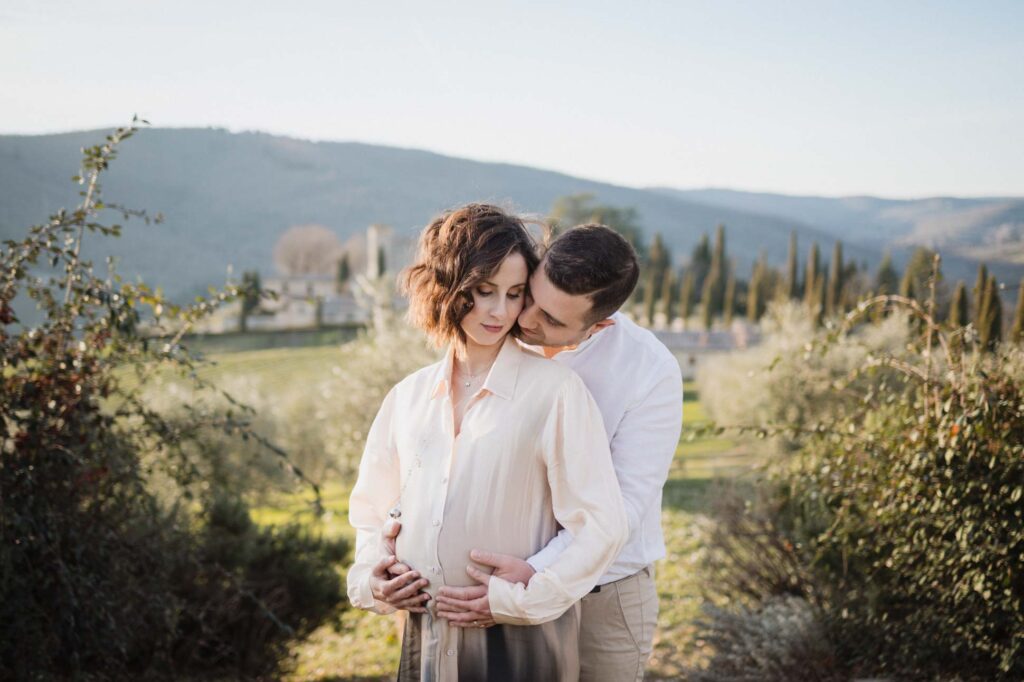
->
[2,0,1023,198]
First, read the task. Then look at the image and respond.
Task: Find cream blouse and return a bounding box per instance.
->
[347,335,627,642]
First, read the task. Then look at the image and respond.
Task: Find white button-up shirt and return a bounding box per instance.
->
[525,312,683,584]
[346,336,628,678]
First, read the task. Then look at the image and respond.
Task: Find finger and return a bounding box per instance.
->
[371,555,398,577]
[391,593,432,610]
[437,608,485,624]
[390,577,430,602]
[383,519,402,539]
[434,596,475,612]
[381,570,420,597]
[469,549,498,566]
[466,565,491,585]
[437,585,487,600]
[386,561,414,577]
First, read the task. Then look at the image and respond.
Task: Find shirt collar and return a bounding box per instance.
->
[431,335,522,401]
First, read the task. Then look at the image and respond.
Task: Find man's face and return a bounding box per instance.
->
[517,261,602,348]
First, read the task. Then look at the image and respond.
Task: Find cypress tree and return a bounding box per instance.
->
[712,224,726,278]
[811,273,825,327]
[826,241,844,317]
[876,250,899,296]
[723,267,736,326]
[804,241,820,308]
[973,263,988,328]
[647,233,670,281]
[679,270,695,329]
[701,268,716,330]
[658,268,677,322]
[1012,278,1024,344]
[377,246,387,278]
[748,258,765,322]
[979,275,1002,351]
[690,234,711,293]
[786,230,799,300]
[899,266,916,301]
[642,270,658,325]
[948,280,968,327]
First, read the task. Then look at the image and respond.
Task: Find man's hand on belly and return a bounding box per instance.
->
[369,556,431,613]
[435,550,535,628]
[470,549,536,586]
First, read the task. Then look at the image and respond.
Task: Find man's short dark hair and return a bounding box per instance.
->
[542,223,640,326]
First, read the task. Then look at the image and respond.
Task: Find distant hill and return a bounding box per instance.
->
[2,128,1020,316]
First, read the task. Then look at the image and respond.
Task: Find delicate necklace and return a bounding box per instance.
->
[455,358,490,388]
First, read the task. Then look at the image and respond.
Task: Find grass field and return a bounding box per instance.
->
[241,375,755,681]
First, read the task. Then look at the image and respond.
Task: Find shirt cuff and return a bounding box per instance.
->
[488,575,531,626]
[356,571,376,609]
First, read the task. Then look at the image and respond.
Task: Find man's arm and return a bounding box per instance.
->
[481,374,629,626]
[525,357,683,575]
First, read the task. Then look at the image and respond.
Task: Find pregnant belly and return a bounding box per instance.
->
[394,513,557,594]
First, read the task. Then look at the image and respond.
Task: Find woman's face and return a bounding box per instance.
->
[460,251,529,350]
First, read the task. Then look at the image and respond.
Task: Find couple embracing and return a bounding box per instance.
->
[347,204,682,681]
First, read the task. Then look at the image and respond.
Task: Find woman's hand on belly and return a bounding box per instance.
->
[369,556,432,613]
[436,582,495,628]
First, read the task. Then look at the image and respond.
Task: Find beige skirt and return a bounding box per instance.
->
[397,604,580,681]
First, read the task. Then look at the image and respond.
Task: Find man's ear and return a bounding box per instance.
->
[586,318,616,336]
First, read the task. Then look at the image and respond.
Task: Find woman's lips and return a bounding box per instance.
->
[482,323,504,333]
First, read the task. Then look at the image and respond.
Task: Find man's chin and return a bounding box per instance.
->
[516,329,544,346]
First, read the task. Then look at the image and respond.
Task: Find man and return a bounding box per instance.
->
[374,223,683,680]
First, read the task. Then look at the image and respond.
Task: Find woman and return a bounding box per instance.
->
[346,204,627,680]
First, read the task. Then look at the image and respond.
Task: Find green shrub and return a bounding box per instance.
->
[697,295,1024,680]
[0,123,345,679]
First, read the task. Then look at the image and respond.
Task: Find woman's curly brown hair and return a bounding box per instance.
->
[398,203,539,348]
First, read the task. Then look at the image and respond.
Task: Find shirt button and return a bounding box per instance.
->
[441,477,448,484]
[446,649,456,656]
[432,566,440,574]
[433,520,440,527]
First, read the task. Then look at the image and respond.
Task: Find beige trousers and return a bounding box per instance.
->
[578,564,658,681]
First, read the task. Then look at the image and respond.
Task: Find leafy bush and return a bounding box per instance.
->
[696,295,1024,680]
[697,300,914,457]
[0,122,345,679]
[170,494,348,675]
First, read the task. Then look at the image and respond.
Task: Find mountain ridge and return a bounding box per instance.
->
[2,128,1020,312]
